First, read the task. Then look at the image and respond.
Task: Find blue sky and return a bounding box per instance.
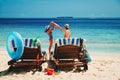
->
[0,0,120,18]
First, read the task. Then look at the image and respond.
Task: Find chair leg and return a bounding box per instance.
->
[84,64,88,71]
[38,66,42,71]
[36,65,42,71]
[8,65,13,71]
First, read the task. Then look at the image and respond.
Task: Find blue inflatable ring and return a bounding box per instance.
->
[6,32,24,60]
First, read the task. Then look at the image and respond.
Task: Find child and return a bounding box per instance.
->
[64,24,71,38]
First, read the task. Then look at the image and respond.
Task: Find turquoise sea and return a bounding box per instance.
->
[0,18,120,54]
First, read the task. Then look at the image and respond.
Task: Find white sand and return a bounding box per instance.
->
[0,48,120,80]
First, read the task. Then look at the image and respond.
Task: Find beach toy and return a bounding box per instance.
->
[54,69,61,75]
[50,21,59,28]
[32,35,41,47]
[82,49,92,63]
[86,53,92,63]
[42,51,46,55]
[46,68,54,75]
[6,32,24,60]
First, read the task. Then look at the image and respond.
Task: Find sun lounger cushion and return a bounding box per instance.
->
[56,38,86,47]
[10,38,41,49]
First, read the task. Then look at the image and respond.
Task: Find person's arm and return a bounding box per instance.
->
[50,21,63,31]
[57,25,63,31]
[69,30,71,37]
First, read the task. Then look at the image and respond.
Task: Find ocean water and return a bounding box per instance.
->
[0,18,120,54]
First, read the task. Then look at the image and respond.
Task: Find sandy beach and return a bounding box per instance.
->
[0,48,120,80]
[0,0,120,79]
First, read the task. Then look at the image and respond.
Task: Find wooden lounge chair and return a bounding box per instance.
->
[8,38,46,71]
[51,38,88,71]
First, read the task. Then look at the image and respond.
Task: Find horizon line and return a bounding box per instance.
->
[0,17,120,19]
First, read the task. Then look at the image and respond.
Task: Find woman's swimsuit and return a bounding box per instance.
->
[48,32,53,40]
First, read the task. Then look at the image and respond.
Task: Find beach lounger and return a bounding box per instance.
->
[51,38,88,71]
[8,38,46,71]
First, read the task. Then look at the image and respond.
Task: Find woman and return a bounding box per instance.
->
[45,25,55,53]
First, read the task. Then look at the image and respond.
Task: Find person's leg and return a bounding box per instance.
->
[49,39,53,53]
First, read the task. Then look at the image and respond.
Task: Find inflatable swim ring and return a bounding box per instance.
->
[6,32,24,60]
[50,21,59,28]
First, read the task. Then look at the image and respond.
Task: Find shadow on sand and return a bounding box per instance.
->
[0,66,42,77]
[0,61,86,77]
[48,61,86,73]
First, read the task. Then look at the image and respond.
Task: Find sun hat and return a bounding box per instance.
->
[45,25,50,32]
[64,24,69,29]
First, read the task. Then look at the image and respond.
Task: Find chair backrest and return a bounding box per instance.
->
[10,38,41,49]
[21,46,41,59]
[54,38,86,59]
[56,38,86,47]
[10,38,42,59]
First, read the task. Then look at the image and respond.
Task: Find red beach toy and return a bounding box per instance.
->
[50,21,59,28]
[46,68,54,75]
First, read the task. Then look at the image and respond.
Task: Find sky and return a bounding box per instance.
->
[0,0,120,18]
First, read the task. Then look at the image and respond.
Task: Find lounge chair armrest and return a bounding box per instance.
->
[50,55,59,65]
